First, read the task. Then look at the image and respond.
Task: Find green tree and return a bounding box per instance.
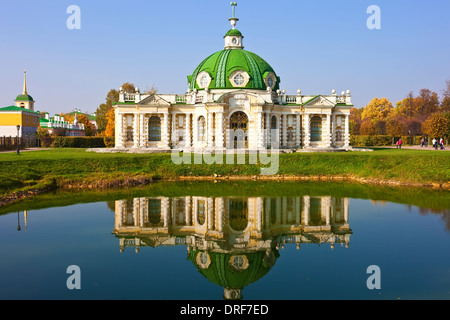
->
[95,89,119,133]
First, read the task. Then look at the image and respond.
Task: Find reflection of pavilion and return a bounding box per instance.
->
[113,195,351,299]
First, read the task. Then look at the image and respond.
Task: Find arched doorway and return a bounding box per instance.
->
[230,111,249,149]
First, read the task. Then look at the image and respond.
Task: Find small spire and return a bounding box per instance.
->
[229,2,239,29]
[23,69,28,95]
[231,2,237,18]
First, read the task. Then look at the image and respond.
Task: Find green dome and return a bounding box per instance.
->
[224,29,243,37]
[188,49,280,91]
[16,94,34,102]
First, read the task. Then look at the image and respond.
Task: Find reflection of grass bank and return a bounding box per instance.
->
[0,148,449,205]
[1,181,449,216]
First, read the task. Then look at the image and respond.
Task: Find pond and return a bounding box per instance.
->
[0,181,449,300]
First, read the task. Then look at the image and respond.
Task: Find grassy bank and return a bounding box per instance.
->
[0,148,449,203]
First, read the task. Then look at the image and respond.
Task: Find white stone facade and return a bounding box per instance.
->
[113,89,352,151]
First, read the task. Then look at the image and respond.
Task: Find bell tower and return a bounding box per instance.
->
[15,69,35,111]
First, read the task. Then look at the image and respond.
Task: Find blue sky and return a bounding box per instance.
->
[0,0,449,115]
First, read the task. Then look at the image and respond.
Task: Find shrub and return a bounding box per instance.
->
[351,135,393,147]
[103,137,115,148]
[51,137,106,148]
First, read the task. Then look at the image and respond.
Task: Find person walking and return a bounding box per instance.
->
[420,138,424,147]
[440,138,445,150]
[432,138,437,150]
[398,138,402,149]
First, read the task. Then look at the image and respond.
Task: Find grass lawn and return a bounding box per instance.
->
[0,147,449,196]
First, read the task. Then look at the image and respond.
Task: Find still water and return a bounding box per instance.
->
[0,181,449,300]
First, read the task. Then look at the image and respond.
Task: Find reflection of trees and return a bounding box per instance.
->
[418,207,450,231]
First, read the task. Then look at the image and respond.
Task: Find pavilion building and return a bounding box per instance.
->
[113,4,353,151]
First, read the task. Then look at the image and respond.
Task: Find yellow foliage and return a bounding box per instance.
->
[361,97,394,121]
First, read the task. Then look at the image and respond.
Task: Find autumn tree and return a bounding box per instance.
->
[104,108,115,137]
[415,89,440,119]
[394,92,416,119]
[77,113,96,136]
[386,119,407,137]
[361,97,394,121]
[421,113,449,138]
[121,82,136,93]
[359,120,378,135]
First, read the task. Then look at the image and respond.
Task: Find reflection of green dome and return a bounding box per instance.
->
[16,94,34,101]
[188,49,280,91]
[187,249,279,299]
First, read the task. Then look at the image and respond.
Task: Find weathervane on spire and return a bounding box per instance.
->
[229,2,239,29]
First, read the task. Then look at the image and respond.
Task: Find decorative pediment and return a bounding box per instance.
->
[139,94,171,106]
[304,95,335,107]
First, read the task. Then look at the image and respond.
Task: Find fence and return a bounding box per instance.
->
[0,136,39,150]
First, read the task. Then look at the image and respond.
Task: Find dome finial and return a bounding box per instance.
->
[229,2,239,29]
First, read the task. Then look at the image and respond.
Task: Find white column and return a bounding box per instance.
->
[332,113,336,147]
[207,112,214,148]
[326,113,332,148]
[171,113,177,147]
[344,114,350,148]
[256,197,263,233]
[296,113,301,147]
[185,113,191,148]
[218,198,224,233]
[325,197,331,226]
[162,197,169,228]
[216,111,224,148]
[185,196,191,226]
[133,113,139,148]
[139,114,145,147]
[303,196,310,226]
[265,112,271,148]
[344,198,349,223]
[207,198,214,230]
[162,113,170,148]
[257,110,263,149]
[304,114,310,148]
[282,114,287,147]
[117,113,124,148]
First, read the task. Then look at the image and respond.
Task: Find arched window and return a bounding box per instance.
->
[271,116,277,129]
[311,116,322,142]
[229,198,248,231]
[198,116,206,141]
[148,116,161,141]
[197,200,206,225]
